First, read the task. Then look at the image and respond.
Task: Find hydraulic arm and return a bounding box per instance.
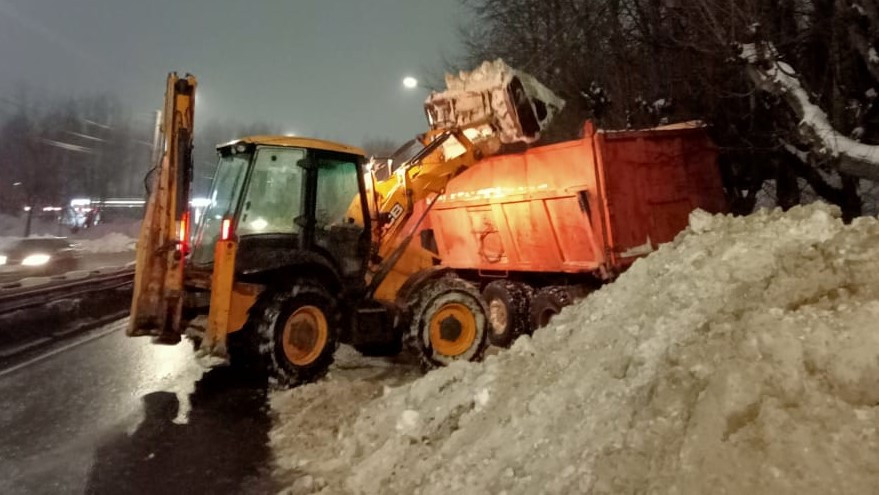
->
[129,73,196,343]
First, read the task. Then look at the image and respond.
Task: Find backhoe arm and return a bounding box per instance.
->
[129,73,196,343]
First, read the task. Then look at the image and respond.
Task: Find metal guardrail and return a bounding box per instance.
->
[0,268,135,314]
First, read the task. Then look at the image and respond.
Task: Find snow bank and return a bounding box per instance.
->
[272,203,879,494]
[75,232,137,253]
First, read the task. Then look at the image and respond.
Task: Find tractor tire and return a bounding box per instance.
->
[482,280,532,348]
[252,282,340,387]
[407,276,488,368]
[529,286,573,330]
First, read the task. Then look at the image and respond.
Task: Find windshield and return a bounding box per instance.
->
[236,147,307,237]
[372,139,425,182]
[190,152,249,265]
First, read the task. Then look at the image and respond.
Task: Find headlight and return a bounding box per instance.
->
[0,255,6,265]
[22,254,51,266]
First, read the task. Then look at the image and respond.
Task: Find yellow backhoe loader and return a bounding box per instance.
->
[129,62,562,386]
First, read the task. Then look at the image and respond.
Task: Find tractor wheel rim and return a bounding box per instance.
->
[429,302,478,358]
[282,305,328,366]
[488,299,508,336]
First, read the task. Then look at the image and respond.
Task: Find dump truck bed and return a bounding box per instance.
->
[425,121,726,278]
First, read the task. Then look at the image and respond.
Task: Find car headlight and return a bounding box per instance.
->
[0,255,6,265]
[22,254,51,266]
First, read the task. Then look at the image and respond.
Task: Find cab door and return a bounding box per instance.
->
[311,151,371,280]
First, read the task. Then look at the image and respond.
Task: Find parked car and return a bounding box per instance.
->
[0,237,82,281]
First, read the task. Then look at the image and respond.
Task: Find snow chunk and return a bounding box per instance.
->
[687,208,716,233]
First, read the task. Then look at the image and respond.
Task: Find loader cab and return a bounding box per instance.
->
[190,136,371,287]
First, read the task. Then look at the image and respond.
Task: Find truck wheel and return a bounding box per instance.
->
[529,286,573,330]
[482,280,532,348]
[253,282,339,387]
[408,277,488,368]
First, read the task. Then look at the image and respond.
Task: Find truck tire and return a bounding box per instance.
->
[407,276,488,368]
[253,282,339,387]
[529,286,573,330]
[482,280,532,348]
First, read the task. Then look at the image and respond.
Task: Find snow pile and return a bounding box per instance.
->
[75,232,137,253]
[273,203,879,494]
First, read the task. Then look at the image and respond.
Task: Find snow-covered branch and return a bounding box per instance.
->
[740,42,879,182]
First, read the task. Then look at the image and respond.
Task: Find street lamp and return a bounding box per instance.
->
[402,76,418,89]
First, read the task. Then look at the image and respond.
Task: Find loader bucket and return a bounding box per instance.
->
[424,59,564,145]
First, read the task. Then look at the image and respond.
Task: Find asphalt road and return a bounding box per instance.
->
[79,252,135,271]
[0,320,275,495]
[0,252,134,284]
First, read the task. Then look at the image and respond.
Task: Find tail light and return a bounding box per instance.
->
[177,211,191,254]
[220,216,234,241]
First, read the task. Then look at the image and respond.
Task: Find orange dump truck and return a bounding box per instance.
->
[420,121,727,346]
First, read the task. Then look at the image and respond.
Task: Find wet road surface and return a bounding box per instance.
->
[79,252,135,271]
[0,319,275,495]
[0,252,134,284]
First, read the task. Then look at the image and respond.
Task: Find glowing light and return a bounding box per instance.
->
[22,254,51,266]
[178,212,190,253]
[0,255,6,265]
[403,76,418,89]
[190,197,212,208]
[70,198,91,207]
[250,217,268,231]
[220,217,233,241]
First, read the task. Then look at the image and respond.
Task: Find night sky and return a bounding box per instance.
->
[0,0,464,144]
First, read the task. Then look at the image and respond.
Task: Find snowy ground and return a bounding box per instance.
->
[270,203,879,494]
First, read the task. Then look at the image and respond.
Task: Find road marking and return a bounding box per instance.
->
[0,320,125,378]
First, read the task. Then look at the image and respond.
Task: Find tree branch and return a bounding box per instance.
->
[740,42,879,181]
